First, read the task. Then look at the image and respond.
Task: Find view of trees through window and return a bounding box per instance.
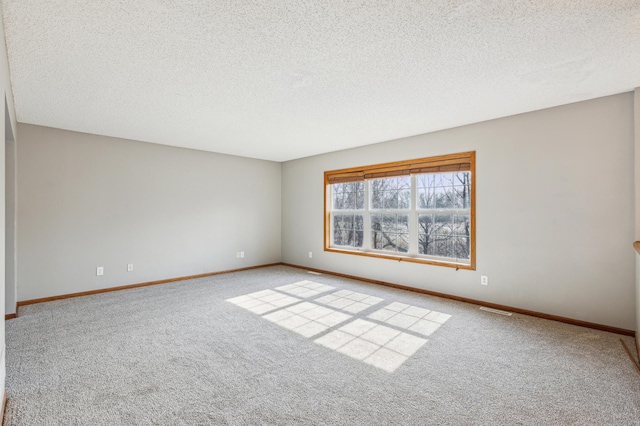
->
[416,172,471,260]
[370,176,410,253]
[330,171,472,264]
[331,182,364,248]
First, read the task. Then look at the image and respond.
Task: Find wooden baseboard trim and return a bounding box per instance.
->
[4,313,16,321]
[282,263,636,337]
[1,390,6,425]
[17,263,282,308]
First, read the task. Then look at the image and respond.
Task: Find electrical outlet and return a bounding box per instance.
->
[309,251,313,258]
[481,276,488,286]
[96,266,104,276]
[127,264,134,272]
[240,251,244,258]
[236,252,240,258]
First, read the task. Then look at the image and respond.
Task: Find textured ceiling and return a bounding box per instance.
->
[2,1,640,162]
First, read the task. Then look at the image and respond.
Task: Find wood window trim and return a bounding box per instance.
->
[324,151,476,270]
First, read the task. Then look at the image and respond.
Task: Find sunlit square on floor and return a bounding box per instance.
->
[227,290,301,314]
[315,319,428,373]
[275,280,335,298]
[368,303,451,336]
[262,302,352,337]
[228,285,448,373]
[315,290,383,313]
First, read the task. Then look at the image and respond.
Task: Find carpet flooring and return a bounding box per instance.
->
[4,265,639,425]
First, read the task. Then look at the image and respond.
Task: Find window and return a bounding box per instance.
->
[325,152,475,269]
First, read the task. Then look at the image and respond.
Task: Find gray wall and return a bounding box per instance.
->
[5,134,16,315]
[17,124,282,301]
[282,93,636,330]
[0,0,18,398]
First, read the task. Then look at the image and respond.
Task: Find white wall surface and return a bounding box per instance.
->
[282,93,636,330]
[17,124,282,301]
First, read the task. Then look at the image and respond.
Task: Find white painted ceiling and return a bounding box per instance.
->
[2,1,640,162]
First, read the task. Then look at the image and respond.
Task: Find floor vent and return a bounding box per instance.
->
[479,306,512,316]
[308,271,322,275]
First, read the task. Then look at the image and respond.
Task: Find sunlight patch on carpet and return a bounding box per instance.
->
[316,320,427,373]
[263,302,352,337]
[368,302,451,337]
[275,280,335,298]
[227,290,301,314]
[315,290,383,313]
[227,280,451,373]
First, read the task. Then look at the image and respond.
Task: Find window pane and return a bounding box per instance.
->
[435,173,453,187]
[370,180,384,209]
[333,192,343,209]
[395,233,409,252]
[418,213,432,232]
[453,215,470,236]
[418,214,430,254]
[343,192,356,209]
[431,214,453,235]
[453,186,470,209]
[398,189,411,209]
[453,236,470,259]
[397,176,411,190]
[334,229,348,246]
[453,172,471,209]
[435,187,452,208]
[454,172,470,187]
[343,214,353,229]
[418,187,435,209]
[371,214,382,231]
[382,214,397,231]
[355,191,365,209]
[427,236,452,257]
[332,213,363,248]
[383,190,398,209]
[370,178,410,210]
[355,214,364,230]
[371,230,384,250]
[332,183,364,211]
[371,214,408,253]
[417,174,436,189]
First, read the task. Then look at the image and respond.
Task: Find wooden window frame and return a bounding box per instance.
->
[324,151,476,270]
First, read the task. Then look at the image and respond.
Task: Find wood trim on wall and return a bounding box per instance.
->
[5,303,17,320]
[1,391,6,425]
[282,263,635,337]
[16,263,281,308]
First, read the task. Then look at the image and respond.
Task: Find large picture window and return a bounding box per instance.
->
[325,152,475,269]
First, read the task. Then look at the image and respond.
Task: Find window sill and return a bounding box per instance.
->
[325,247,475,270]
